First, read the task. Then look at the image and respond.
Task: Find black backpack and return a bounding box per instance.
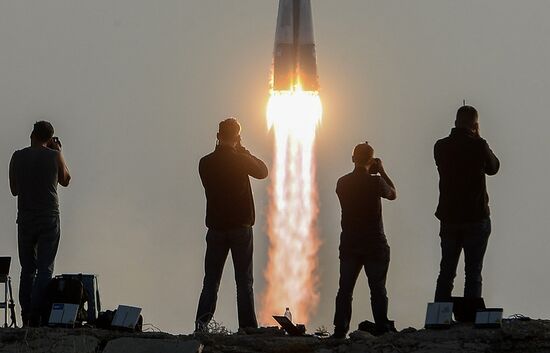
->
[44,276,88,325]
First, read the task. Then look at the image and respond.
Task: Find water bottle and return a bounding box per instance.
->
[284,307,292,322]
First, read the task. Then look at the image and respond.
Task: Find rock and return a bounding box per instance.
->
[315,348,335,353]
[348,330,375,341]
[3,319,550,353]
[400,327,417,334]
[103,338,203,353]
[337,344,348,353]
[0,334,99,353]
[463,342,490,351]
[239,326,285,336]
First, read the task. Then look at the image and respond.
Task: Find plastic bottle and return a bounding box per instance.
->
[284,307,292,322]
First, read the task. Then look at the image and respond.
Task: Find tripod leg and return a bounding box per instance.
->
[4,279,7,328]
[7,277,17,328]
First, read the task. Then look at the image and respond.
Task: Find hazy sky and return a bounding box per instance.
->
[2,0,550,333]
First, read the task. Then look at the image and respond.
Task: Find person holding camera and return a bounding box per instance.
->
[195,117,268,332]
[332,142,396,339]
[9,121,71,326]
[434,105,500,302]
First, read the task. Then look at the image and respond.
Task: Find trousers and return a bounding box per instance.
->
[195,227,258,329]
[435,218,491,301]
[334,241,390,334]
[18,215,60,324]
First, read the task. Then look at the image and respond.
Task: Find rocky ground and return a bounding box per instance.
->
[1,319,550,353]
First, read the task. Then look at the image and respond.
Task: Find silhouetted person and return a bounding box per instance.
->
[195,118,268,332]
[9,121,71,326]
[332,142,396,339]
[434,106,500,302]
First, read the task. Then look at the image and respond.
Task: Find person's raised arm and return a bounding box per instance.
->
[375,158,397,200]
[483,140,500,176]
[237,144,268,179]
[56,151,71,187]
[9,153,17,196]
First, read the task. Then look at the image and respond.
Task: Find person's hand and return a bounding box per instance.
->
[236,137,251,155]
[369,158,384,174]
[236,144,251,155]
[48,137,62,151]
[376,158,386,173]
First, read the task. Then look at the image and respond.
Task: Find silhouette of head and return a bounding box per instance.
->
[455,105,479,132]
[31,121,54,144]
[352,141,374,167]
[217,117,241,147]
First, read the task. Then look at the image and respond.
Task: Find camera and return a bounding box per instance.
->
[369,158,381,174]
[48,137,62,150]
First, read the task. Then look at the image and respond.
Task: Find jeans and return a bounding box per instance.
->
[435,218,491,301]
[18,216,60,324]
[334,242,390,334]
[195,227,258,329]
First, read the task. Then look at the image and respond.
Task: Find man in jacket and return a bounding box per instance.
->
[333,142,397,338]
[195,117,268,332]
[434,105,500,302]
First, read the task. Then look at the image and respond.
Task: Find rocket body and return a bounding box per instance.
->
[273,0,319,91]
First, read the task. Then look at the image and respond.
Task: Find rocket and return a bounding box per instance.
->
[272,0,319,92]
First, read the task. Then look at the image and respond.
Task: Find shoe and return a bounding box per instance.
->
[194,321,208,335]
[358,320,376,334]
[329,331,346,339]
[374,320,397,336]
[359,319,397,336]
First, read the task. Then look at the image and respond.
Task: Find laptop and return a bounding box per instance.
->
[49,303,79,327]
[475,308,503,328]
[425,302,453,329]
[272,315,306,336]
[111,305,142,330]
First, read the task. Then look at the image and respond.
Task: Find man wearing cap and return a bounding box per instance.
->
[434,105,500,302]
[332,142,397,338]
[195,117,268,332]
[9,121,71,326]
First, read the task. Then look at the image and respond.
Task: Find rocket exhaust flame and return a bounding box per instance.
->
[261,85,322,325]
[261,0,321,325]
[261,0,321,326]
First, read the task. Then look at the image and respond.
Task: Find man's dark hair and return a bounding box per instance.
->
[32,121,54,142]
[455,105,478,129]
[218,117,241,138]
[352,142,374,165]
